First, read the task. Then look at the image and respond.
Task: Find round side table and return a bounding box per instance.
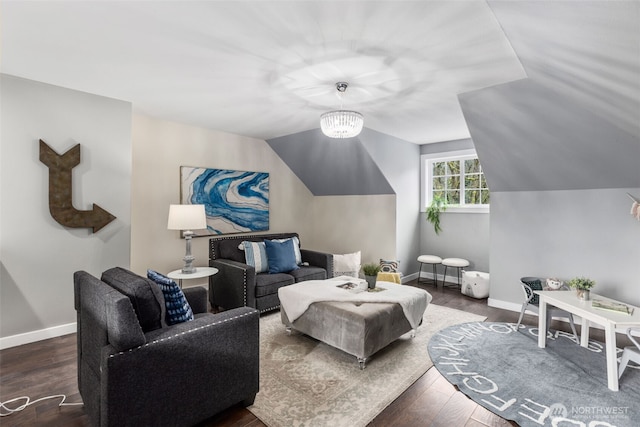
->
[167,266,218,288]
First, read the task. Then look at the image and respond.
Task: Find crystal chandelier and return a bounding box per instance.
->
[320,82,364,139]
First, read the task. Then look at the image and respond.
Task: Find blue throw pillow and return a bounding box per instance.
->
[273,236,302,265]
[265,239,299,274]
[147,269,194,325]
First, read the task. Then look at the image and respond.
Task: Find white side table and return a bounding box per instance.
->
[167,266,218,288]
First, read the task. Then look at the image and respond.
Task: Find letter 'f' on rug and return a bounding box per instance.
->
[428,322,640,427]
[248,304,486,427]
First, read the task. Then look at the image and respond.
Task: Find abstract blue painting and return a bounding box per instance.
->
[180,166,269,235]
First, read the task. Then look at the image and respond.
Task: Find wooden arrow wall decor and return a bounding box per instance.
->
[39,139,116,233]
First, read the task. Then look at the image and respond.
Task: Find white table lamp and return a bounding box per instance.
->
[168,204,207,273]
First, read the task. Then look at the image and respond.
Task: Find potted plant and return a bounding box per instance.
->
[362,263,380,290]
[426,195,447,235]
[567,276,596,300]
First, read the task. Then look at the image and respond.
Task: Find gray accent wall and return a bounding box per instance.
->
[491,188,640,307]
[359,128,421,275]
[1,75,132,347]
[267,129,394,196]
[459,78,639,192]
[419,138,491,276]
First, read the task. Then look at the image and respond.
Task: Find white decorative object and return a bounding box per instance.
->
[333,251,361,278]
[461,271,490,299]
[168,204,207,273]
[320,82,364,138]
[546,278,564,290]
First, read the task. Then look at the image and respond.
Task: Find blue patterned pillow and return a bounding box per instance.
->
[241,241,269,273]
[147,270,194,325]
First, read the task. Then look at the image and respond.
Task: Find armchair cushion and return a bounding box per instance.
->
[265,238,299,274]
[147,270,194,325]
[101,267,166,332]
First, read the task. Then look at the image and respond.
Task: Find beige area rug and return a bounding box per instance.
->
[248,304,486,427]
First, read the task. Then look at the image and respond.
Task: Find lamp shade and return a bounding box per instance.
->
[167,204,207,230]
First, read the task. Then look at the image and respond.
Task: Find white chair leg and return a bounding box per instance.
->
[516,304,527,329]
[619,350,631,379]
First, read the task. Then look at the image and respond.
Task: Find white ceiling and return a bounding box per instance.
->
[1,1,637,144]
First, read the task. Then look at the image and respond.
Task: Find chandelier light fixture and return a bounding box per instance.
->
[320,82,364,139]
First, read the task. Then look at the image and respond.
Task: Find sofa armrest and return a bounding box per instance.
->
[301,249,333,273]
[102,307,259,427]
[182,286,208,314]
[209,259,257,310]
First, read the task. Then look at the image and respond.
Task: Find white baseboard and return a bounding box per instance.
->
[415,271,460,286]
[487,298,522,312]
[401,272,418,283]
[0,322,76,350]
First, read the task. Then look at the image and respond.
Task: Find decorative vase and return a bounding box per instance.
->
[577,289,590,301]
[365,275,377,290]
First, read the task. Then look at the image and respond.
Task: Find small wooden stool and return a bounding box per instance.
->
[417,255,442,286]
[441,258,470,287]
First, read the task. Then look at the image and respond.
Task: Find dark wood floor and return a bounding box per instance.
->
[0,280,630,427]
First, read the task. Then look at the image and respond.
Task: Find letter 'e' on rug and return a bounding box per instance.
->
[248,304,485,427]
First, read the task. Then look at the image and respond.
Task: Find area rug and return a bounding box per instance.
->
[248,304,486,427]
[428,322,640,427]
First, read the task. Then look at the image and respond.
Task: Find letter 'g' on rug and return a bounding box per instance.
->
[248,304,486,427]
[428,322,640,427]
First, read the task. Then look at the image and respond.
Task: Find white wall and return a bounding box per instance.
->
[308,195,396,265]
[0,75,132,348]
[130,114,316,284]
[489,188,640,309]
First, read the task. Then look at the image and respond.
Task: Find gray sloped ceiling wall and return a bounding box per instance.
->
[460,1,640,307]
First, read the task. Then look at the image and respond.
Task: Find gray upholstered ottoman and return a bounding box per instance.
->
[280,297,418,369]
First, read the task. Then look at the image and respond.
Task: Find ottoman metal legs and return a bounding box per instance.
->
[441,257,470,288]
[417,255,442,287]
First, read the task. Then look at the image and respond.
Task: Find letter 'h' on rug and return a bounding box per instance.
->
[428,322,640,427]
[248,304,486,427]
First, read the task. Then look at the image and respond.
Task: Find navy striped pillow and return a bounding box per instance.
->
[147,269,194,325]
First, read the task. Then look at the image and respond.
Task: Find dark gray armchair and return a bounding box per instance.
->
[74,267,259,427]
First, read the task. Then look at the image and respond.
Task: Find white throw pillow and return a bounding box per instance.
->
[241,241,269,273]
[333,251,361,278]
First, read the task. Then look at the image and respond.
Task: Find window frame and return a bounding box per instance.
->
[421,149,490,214]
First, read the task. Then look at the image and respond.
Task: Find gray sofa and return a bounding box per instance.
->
[74,267,259,427]
[209,232,332,312]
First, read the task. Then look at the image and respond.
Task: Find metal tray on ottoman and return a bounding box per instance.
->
[280,287,428,369]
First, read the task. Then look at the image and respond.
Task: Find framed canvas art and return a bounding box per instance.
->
[180,166,269,235]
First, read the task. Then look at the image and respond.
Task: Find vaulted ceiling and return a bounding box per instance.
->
[1,1,638,147]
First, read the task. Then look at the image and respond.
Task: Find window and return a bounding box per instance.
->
[421,149,490,213]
